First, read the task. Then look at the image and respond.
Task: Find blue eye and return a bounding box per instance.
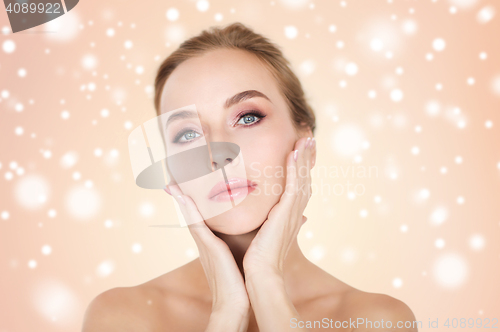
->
[236,112,264,126]
[176,130,201,143]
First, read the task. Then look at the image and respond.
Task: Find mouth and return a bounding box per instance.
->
[208,178,257,202]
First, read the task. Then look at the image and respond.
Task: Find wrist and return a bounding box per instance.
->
[244,266,283,284]
[245,268,285,297]
[208,307,250,332]
[244,269,300,331]
[212,305,249,317]
[212,301,250,318]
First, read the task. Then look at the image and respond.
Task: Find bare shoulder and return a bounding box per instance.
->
[342,289,419,331]
[82,260,211,332]
[82,286,156,332]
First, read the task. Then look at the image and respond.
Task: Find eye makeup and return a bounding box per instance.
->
[170,108,268,145]
[172,127,203,144]
[231,109,267,127]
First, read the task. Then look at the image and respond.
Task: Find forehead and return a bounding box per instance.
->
[160,48,282,114]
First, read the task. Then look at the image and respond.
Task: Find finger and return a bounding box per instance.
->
[166,185,213,243]
[311,137,316,168]
[302,215,308,225]
[167,185,203,225]
[282,137,310,207]
[166,184,188,216]
[305,138,314,200]
[296,137,312,201]
[304,136,314,175]
[282,148,298,203]
[164,185,172,195]
[166,183,182,199]
[183,196,221,247]
[296,136,311,180]
[305,137,314,195]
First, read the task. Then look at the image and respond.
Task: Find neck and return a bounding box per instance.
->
[212,226,310,284]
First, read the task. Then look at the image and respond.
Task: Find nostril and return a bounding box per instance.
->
[211,161,218,170]
[225,158,233,165]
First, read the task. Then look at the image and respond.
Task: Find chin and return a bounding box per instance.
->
[205,201,270,235]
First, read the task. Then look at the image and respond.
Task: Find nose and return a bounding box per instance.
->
[209,142,240,171]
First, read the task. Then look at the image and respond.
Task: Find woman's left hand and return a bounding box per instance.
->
[243,136,315,278]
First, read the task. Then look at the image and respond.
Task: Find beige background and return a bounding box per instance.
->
[1,0,499,331]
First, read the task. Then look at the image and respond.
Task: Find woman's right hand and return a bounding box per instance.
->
[166,185,250,332]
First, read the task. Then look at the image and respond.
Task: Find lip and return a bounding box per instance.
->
[208,178,256,202]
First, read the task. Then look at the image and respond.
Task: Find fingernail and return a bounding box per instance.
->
[306,137,311,148]
[176,195,186,205]
[311,137,316,148]
[294,149,299,161]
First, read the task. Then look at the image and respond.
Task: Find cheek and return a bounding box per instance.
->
[242,137,292,184]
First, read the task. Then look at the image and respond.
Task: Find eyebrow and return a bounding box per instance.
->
[165,110,198,130]
[224,89,272,109]
[165,90,272,129]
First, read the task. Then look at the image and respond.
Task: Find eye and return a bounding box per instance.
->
[236,112,265,126]
[175,130,201,143]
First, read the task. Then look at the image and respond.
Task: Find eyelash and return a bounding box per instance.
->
[173,110,266,144]
[173,128,201,144]
[235,110,266,127]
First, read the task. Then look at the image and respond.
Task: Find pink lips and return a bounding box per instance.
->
[208,178,256,202]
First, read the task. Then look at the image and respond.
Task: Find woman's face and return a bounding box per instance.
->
[160,48,309,235]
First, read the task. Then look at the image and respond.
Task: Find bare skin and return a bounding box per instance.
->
[82,48,418,332]
[82,251,418,332]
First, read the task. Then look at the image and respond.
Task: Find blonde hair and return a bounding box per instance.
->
[154,22,316,134]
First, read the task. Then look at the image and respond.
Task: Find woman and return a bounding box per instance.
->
[82,22,418,332]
